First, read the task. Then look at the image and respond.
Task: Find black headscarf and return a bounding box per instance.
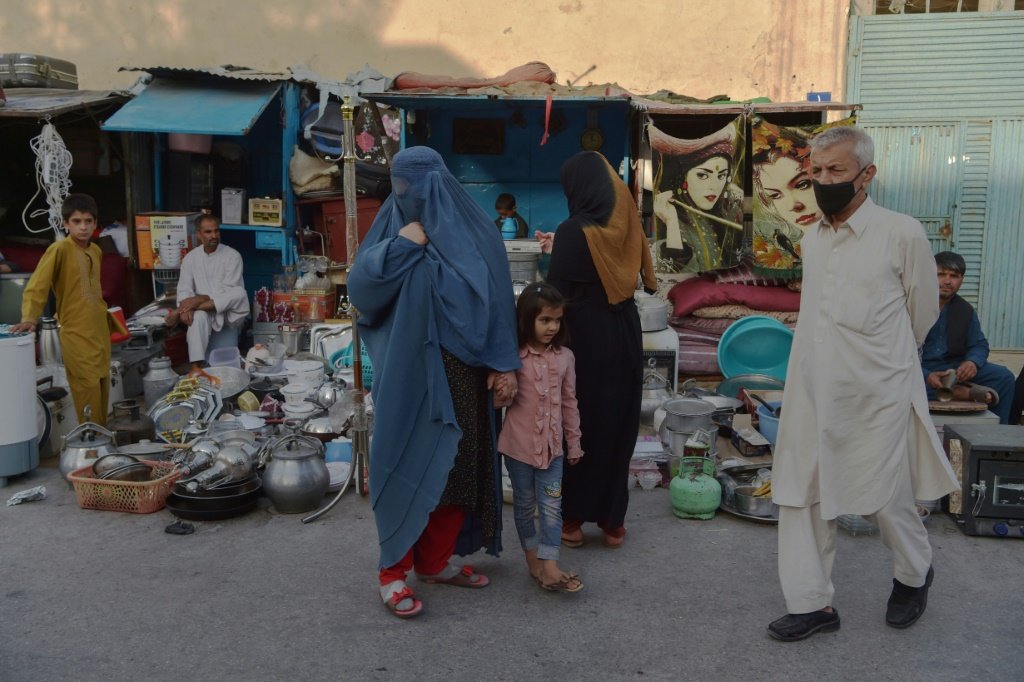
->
[553,152,656,304]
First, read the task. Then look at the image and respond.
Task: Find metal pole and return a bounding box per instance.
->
[302,96,370,523]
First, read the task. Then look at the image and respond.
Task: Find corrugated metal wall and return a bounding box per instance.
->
[848,12,1024,120]
[979,119,1024,346]
[848,12,1024,347]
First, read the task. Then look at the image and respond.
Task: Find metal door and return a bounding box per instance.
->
[978,118,1024,349]
[861,122,963,253]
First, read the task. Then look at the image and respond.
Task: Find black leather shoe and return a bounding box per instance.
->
[767,609,840,641]
[886,566,934,629]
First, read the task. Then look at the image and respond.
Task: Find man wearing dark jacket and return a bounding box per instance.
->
[921,251,1015,423]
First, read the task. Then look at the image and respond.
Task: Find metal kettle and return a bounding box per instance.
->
[262,434,329,513]
[60,420,116,481]
[38,317,63,366]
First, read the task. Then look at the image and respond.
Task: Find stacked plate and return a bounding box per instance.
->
[148,384,222,443]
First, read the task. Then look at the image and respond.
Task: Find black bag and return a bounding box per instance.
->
[355,160,391,200]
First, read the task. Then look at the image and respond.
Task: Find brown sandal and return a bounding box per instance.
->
[537,572,584,593]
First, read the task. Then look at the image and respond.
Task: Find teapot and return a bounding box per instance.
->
[262,434,329,513]
[60,419,116,481]
[640,370,673,427]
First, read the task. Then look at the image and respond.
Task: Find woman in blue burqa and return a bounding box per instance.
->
[347,146,520,619]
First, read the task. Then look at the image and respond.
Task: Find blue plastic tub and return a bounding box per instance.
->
[717,316,794,381]
[755,402,782,446]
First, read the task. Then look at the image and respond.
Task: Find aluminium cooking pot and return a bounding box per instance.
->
[661,398,716,433]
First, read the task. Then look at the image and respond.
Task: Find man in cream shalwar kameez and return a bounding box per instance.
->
[768,127,958,642]
[166,215,248,366]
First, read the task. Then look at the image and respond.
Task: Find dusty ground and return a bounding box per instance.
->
[0,459,1020,681]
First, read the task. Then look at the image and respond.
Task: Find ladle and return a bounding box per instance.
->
[751,393,782,419]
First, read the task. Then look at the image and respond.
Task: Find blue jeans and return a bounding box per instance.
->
[504,455,564,561]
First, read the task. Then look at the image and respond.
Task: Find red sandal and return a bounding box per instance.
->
[380,581,423,619]
[417,564,490,588]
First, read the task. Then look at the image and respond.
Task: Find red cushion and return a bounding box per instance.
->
[667,277,801,318]
[676,338,722,375]
[671,315,735,337]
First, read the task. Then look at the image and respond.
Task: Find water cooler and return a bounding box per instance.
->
[0,333,39,486]
[642,327,679,393]
[504,240,542,299]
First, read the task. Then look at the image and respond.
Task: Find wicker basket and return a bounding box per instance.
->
[68,460,181,514]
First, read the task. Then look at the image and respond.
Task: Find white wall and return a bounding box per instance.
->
[1,0,849,101]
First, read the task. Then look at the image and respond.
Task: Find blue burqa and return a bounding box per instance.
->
[347,146,520,569]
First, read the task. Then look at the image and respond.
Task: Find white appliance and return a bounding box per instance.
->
[642,327,679,394]
[0,334,39,486]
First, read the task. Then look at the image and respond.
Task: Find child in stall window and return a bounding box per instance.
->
[494,193,529,239]
[497,282,584,592]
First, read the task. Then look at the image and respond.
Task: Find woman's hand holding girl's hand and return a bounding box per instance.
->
[487,370,518,408]
[535,231,554,254]
[398,221,428,245]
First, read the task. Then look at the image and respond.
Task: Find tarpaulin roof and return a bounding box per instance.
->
[0,88,127,119]
[631,96,861,115]
[119,63,392,104]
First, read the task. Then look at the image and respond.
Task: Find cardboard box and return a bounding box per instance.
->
[248,197,283,227]
[270,290,336,322]
[134,212,200,270]
[221,188,247,224]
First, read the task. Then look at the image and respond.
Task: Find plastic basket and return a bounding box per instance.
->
[331,341,373,390]
[68,460,181,514]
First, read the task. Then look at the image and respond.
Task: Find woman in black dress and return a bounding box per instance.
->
[545,151,657,548]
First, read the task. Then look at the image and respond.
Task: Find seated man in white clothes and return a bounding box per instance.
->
[165,214,249,369]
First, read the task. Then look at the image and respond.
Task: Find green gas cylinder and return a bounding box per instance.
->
[669,456,722,520]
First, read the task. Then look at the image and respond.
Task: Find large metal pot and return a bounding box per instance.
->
[661,424,719,457]
[142,356,179,409]
[661,398,715,433]
[278,323,309,356]
[635,293,669,332]
[262,434,329,513]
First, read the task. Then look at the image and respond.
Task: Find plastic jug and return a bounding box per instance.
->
[500,217,518,240]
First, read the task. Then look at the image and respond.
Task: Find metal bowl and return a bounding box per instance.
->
[301,417,340,443]
[733,485,777,518]
[92,453,141,477]
[98,461,153,482]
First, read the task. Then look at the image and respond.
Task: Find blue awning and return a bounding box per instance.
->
[102,78,280,135]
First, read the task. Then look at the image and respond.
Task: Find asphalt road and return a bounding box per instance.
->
[1,461,1019,681]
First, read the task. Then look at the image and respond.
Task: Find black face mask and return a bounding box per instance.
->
[812,165,868,217]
